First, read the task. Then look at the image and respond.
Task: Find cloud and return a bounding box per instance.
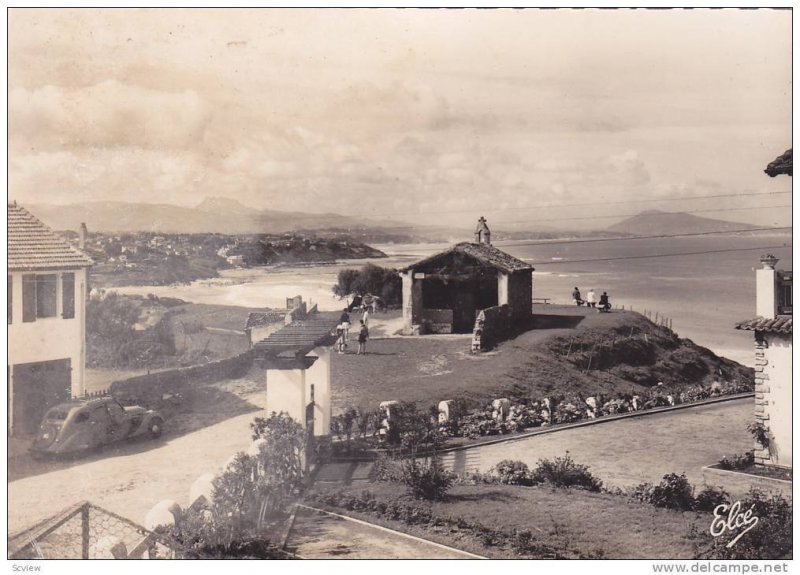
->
[9,80,212,151]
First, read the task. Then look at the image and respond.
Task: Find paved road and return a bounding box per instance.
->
[288,506,480,559]
[460,398,753,488]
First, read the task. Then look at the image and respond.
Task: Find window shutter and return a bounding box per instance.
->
[62,273,75,319]
[22,275,36,322]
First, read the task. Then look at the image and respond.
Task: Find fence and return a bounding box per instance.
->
[8,501,179,559]
[615,304,674,331]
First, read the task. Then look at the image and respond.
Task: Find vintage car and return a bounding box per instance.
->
[31,396,164,456]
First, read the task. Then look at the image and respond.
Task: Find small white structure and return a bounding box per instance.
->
[736,255,792,468]
[189,473,216,507]
[144,500,182,531]
[438,400,454,424]
[491,398,511,422]
[254,312,338,447]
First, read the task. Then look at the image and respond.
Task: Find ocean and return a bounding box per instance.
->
[114,232,792,367]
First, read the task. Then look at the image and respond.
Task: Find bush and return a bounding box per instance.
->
[530,454,602,491]
[693,486,730,512]
[696,489,792,559]
[400,457,454,500]
[369,453,404,482]
[492,460,534,486]
[717,451,755,471]
[635,473,695,511]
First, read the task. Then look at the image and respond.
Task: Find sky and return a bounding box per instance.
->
[7,8,792,230]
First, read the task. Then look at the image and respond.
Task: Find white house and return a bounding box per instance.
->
[736,255,792,468]
[8,203,93,437]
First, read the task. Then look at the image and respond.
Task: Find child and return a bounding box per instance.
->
[357,320,369,355]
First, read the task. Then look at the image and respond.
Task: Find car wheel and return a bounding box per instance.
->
[148,417,164,439]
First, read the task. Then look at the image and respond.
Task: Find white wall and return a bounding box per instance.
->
[764,334,792,467]
[306,347,331,437]
[264,349,332,437]
[756,267,778,318]
[8,268,88,398]
[265,368,306,425]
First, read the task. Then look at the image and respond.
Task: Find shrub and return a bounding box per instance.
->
[400,457,454,500]
[747,422,770,450]
[696,489,792,559]
[717,451,755,471]
[645,473,695,511]
[693,486,730,512]
[369,453,403,482]
[492,460,534,486]
[530,454,602,491]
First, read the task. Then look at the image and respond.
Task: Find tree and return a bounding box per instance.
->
[332,264,402,307]
[168,413,306,557]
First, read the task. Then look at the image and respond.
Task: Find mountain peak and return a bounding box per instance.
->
[608,210,758,235]
[196,196,254,213]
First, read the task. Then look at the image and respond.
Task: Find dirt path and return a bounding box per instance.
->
[8,392,265,535]
[287,506,481,559]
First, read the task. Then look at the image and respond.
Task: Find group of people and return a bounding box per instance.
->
[572,287,611,312]
[335,307,370,355]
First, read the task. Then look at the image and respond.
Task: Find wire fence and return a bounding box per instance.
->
[8,501,178,559]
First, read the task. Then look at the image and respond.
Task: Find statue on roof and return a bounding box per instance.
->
[474,216,491,245]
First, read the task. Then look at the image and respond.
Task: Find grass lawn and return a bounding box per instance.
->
[329,305,752,414]
[307,481,710,559]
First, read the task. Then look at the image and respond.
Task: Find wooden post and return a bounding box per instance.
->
[81,504,90,559]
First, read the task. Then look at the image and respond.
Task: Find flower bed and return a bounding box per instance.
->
[330,380,752,454]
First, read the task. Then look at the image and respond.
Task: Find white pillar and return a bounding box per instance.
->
[756,267,778,319]
[497,272,509,307]
[307,348,332,437]
[265,368,307,426]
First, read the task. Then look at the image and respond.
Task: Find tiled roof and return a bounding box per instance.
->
[400,242,534,274]
[736,316,793,334]
[245,311,286,330]
[765,149,792,177]
[8,203,93,271]
[252,312,340,356]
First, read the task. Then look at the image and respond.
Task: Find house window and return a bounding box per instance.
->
[22,274,58,321]
[36,275,57,318]
[7,276,12,324]
[62,273,75,319]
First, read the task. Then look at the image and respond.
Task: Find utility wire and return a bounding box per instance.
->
[495,226,792,249]
[530,244,791,266]
[365,190,792,220]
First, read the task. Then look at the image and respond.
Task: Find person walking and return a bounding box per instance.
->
[340,308,351,345]
[586,288,597,308]
[572,287,583,306]
[362,304,370,327]
[335,325,346,354]
[357,320,369,355]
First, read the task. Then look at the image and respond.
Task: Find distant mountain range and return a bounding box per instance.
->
[606,210,762,236]
[23,199,768,242]
[24,198,553,242]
